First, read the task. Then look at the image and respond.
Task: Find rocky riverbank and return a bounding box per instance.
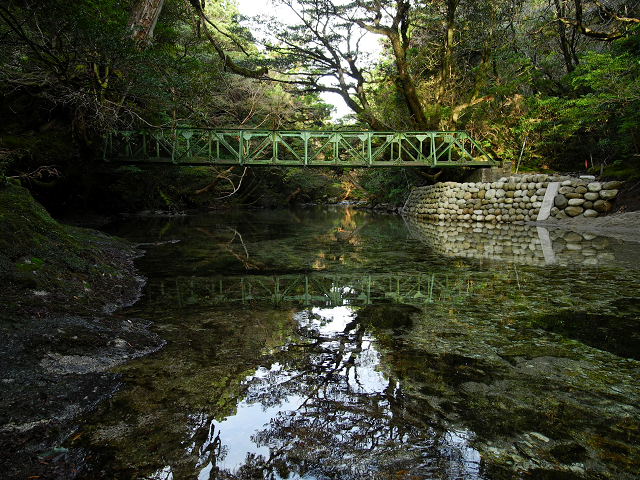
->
[0,184,164,479]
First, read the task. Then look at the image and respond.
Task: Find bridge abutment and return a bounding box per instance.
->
[463,161,512,183]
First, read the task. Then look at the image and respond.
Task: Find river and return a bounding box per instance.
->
[68,206,640,479]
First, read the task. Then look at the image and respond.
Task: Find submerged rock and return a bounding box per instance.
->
[354,304,420,331]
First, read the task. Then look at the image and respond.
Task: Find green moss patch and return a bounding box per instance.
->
[595,161,640,181]
[0,184,142,317]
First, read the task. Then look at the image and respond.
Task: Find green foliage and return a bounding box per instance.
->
[0,147,16,184]
[283,168,328,190]
[528,29,640,169]
[358,169,418,205]
[105,165,213,212]
[1,0,337,212]
[596,161,640,181]
[272,167,345,203]
[115,165,145,174]
[158,188,171,206]
[0,0,315,138]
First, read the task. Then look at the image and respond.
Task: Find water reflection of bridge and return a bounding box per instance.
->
[153,273,476,308]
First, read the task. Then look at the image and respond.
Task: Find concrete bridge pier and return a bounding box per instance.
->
[464,161,513,183]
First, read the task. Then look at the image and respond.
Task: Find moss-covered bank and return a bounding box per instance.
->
[0,183,145,315]
[0,183,163,479]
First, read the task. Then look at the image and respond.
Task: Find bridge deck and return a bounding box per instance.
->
[103,128,495,167]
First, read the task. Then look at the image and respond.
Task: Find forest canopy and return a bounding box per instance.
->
[1,0,639,208]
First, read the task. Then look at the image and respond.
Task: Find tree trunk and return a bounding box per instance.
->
[196,11,268,78]
[286,187,302,203]
[388,0,431,130]
[355,0,433,130]
[554,0,577,73]
[128,0,165,44]
[346,172,368,195]
[437,0,460,101]
[390,33,431,129]
[414,169,443,184]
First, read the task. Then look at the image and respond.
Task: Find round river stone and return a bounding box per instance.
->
[565,206,584,217]
[593,199,613,213]
[599,189,618,200]
[554,195,568,209]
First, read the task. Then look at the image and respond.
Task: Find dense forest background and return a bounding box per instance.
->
[1,0,639,214]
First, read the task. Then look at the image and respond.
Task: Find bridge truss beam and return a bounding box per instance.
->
[103,128,495,168]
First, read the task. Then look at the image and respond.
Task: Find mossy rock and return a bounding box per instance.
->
[549,442,588,463]
[0,184,86,274]
[529,309,640,360]
[589,159,640,181]
[0,184,141,316]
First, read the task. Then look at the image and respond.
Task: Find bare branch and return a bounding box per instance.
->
[593,0,640,24]
[557,0,637,40]
[195,166,238,194]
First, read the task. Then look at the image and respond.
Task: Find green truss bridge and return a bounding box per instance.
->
[102,128,495,168]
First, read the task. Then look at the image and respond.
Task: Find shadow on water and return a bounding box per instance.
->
[531,306,640,360]
[67,207,640,479]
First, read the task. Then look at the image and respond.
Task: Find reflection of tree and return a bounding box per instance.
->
[68,307,295,480]
[333,208,370,244]
[116,207,404,275]
[195,226,265,270]
[217,310,481,479]
[185,412,228,472]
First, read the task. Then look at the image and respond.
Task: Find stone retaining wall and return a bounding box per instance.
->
[402,174,622,223]
[549,179,622,219]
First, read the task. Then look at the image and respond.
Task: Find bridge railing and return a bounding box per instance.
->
[103,128,495,167]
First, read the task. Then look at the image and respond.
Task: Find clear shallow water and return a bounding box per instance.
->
[71,207,640,479]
